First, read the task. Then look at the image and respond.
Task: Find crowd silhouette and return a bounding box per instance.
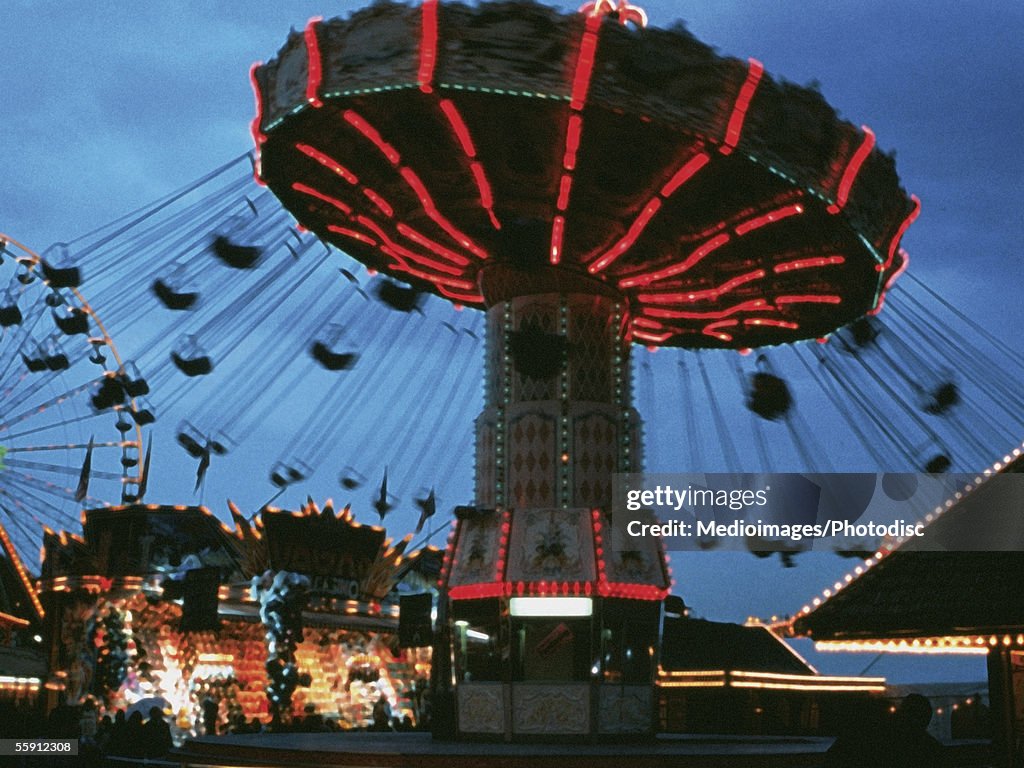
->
[824,694,954,768]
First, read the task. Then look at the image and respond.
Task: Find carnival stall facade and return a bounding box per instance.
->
[38,501,435,740]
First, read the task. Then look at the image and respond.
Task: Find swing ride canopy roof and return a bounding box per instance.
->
[252,0,918,349]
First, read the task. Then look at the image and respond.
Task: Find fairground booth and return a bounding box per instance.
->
[788,455,1024,768]
[37,500,438,739]
[438,504,669,740]
[0,526,46,713]
[657,615,885,736]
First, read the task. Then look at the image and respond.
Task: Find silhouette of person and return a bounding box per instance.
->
[125,711,145,758]
[107,710,128,756]
[142,706,173,759]
[824,697,891,768]
[372,694,392,731]
[202,696,219,736]
[891,694,951,768]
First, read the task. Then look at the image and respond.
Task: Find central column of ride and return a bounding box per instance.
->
[475,265,642,510]
[439,264,660,741]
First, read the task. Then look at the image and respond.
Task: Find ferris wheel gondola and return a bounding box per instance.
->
[0,235,147,565]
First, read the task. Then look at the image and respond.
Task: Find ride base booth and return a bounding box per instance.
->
[439,504,669,741]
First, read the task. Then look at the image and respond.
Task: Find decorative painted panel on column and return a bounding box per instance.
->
[511,299,560,403]
[475,415,497,507]
[598,686,653,734]
[571,409,618,508]
[567,295,613,403]
[448,514,503,588]
[507,410,557,509]
[504,508,597,585]
[513,684,590,735]
[458,683,506,734]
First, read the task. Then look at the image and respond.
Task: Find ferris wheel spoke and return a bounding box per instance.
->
[1,469,109,514]
[0,502,48,566]
[0,410,108,442]
[0,378,100,433]
[2,457,125,481]
[4,440,126,453]
[0,486,67,540]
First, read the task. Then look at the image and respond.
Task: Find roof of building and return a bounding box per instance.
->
[792,551,1024,640]
[790,454,1024,642]
[662,617,813,675]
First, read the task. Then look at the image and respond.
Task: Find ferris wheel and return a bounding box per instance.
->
[0,234,147,566]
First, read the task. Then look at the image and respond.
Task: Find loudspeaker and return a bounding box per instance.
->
[399,592,433,647]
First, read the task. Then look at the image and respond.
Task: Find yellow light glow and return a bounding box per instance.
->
[815,638,994,655]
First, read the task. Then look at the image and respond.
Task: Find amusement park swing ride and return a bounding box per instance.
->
[0,0,1022,747]
[0,0,1023,583]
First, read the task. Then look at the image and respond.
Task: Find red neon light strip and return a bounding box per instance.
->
[660,152,711,197]
[356,215,465,276]
[589,153,711,275]
[436,284,484,303]
[879,194,920,272]
[291,182,352,215]
[589,197,662,274]
[619,233,731,287]
[295,143,359,184]
[469,162,501,230]
[547,14,602,256]
[249,62,267,185]
[495,510,511,581]
[721,58,764,155]
[638,269,765,304]
[869,249,910,316]
[396,223,471,266]
[400,166,489,259]
[384,252,478,290]
[557,175,574,211]
[734,203,804,236]
[550,215,566,264]
[598,583,670,600]
[702,319,738,342]
[633,329,673,343]
[744,318,799,329]
[303,18,324,108]
[570,15,602,110]
[449,580,667,601]
[418,0,439,93]
[470,162,493,207]
[633,316,665,330]
[363,188,394,218]
[440,99,476,157]
[828,126,875,214]
[563,115,583,170]
[344,110,401,165]
[326,224,376,246]
[437,99,501,230]
[345,109,489,256]
[773,255,845,273]
[448,582,505,600]
[774,294,842,305]
[644,298,769,321]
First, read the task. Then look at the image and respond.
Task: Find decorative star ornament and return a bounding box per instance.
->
[578,0,648,28]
